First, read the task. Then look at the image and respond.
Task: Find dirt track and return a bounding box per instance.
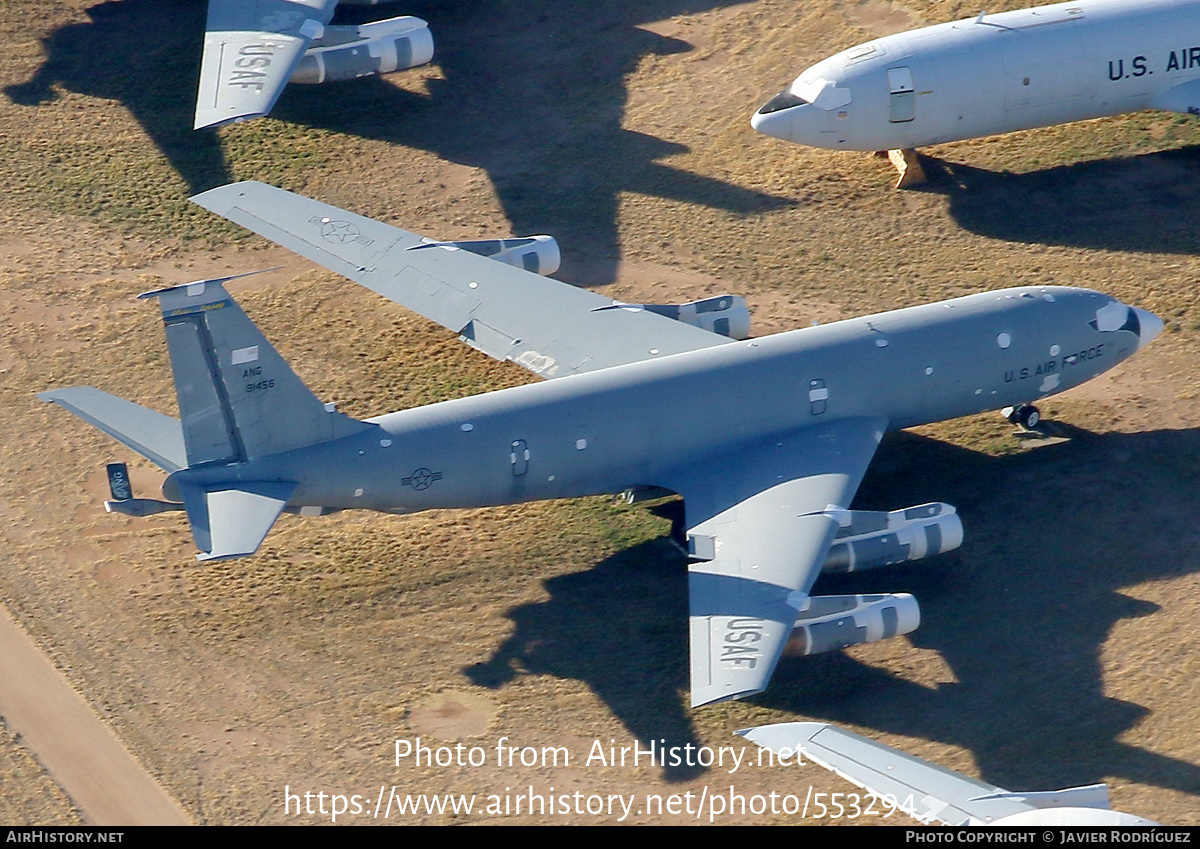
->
[0,604,190,825]
[1,0,1200,825]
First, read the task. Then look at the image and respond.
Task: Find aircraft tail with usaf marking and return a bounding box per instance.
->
[40,272,370,560]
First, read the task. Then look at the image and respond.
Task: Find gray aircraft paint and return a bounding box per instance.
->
[40,183,1162,707]
[753,0,1200,152]
[166,286,1146,513]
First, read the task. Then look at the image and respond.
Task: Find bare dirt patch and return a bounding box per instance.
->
[845,0,918,36]
[408,691,500,740]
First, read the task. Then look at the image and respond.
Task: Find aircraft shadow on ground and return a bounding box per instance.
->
[920,146,1200,256]
[471,424,1200,791]
[6,0,792,284]
[763,425,1200,798]
[463,524,707,782]
[4,0,229,194]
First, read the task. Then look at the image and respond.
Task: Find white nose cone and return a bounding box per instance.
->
[751,109,791,140]
[1133,307,1163,350]
[752,88,809,141]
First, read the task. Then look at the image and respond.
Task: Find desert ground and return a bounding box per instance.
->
[2,0,1200,825]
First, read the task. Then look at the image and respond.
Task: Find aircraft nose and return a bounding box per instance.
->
[751,89,809,141]
[1133,307,1163,350]
[751,108,791,140]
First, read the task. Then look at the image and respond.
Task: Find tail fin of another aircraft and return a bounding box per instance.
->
[139,272,370,467]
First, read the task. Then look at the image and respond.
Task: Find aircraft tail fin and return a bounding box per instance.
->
[138,272,370,467]
[38,386,188,472]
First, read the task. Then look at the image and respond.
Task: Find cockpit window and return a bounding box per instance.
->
[757,90,809,115]
[1120,307,1141,336]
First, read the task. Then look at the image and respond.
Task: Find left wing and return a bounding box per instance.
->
[191,182,735,378]
[661,417,887,707]
[195,0,339,129]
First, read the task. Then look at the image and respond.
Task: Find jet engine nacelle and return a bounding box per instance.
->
[605,296,751,340]
[409,236,562,276]
[291,17,434,85]
[784,592,920,657]
[822,502,962,574]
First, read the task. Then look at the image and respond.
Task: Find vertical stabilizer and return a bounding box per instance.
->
[139,273,369,466]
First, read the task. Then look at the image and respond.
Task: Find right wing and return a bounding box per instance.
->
[195,0,339,129]
[661,417,888,707]
[190,182,734,378]
[739,723,1144,826]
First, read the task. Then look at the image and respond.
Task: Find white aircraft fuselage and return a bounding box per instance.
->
[753,0,1200,152]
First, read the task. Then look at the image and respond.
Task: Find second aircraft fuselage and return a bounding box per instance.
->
[167,287,1158,517]
[753,0,1200,151]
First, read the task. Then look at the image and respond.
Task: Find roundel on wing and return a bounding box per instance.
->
[321,220,362,244]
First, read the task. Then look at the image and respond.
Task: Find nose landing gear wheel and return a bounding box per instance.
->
[1002,404,1041,430]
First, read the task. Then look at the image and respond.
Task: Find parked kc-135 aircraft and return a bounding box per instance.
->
[40,182,1162,707]
[195,0,434,129]
[741,723,1160,825]
[753,0,1200,175]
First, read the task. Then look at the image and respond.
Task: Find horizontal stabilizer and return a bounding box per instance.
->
[178,481,297,561]
[39,387,186,472]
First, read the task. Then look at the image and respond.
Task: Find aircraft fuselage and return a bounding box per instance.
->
[166,287,1156,515]
[753,0,1200,151]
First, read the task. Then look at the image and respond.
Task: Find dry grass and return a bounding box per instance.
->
[1,0,1200,825]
